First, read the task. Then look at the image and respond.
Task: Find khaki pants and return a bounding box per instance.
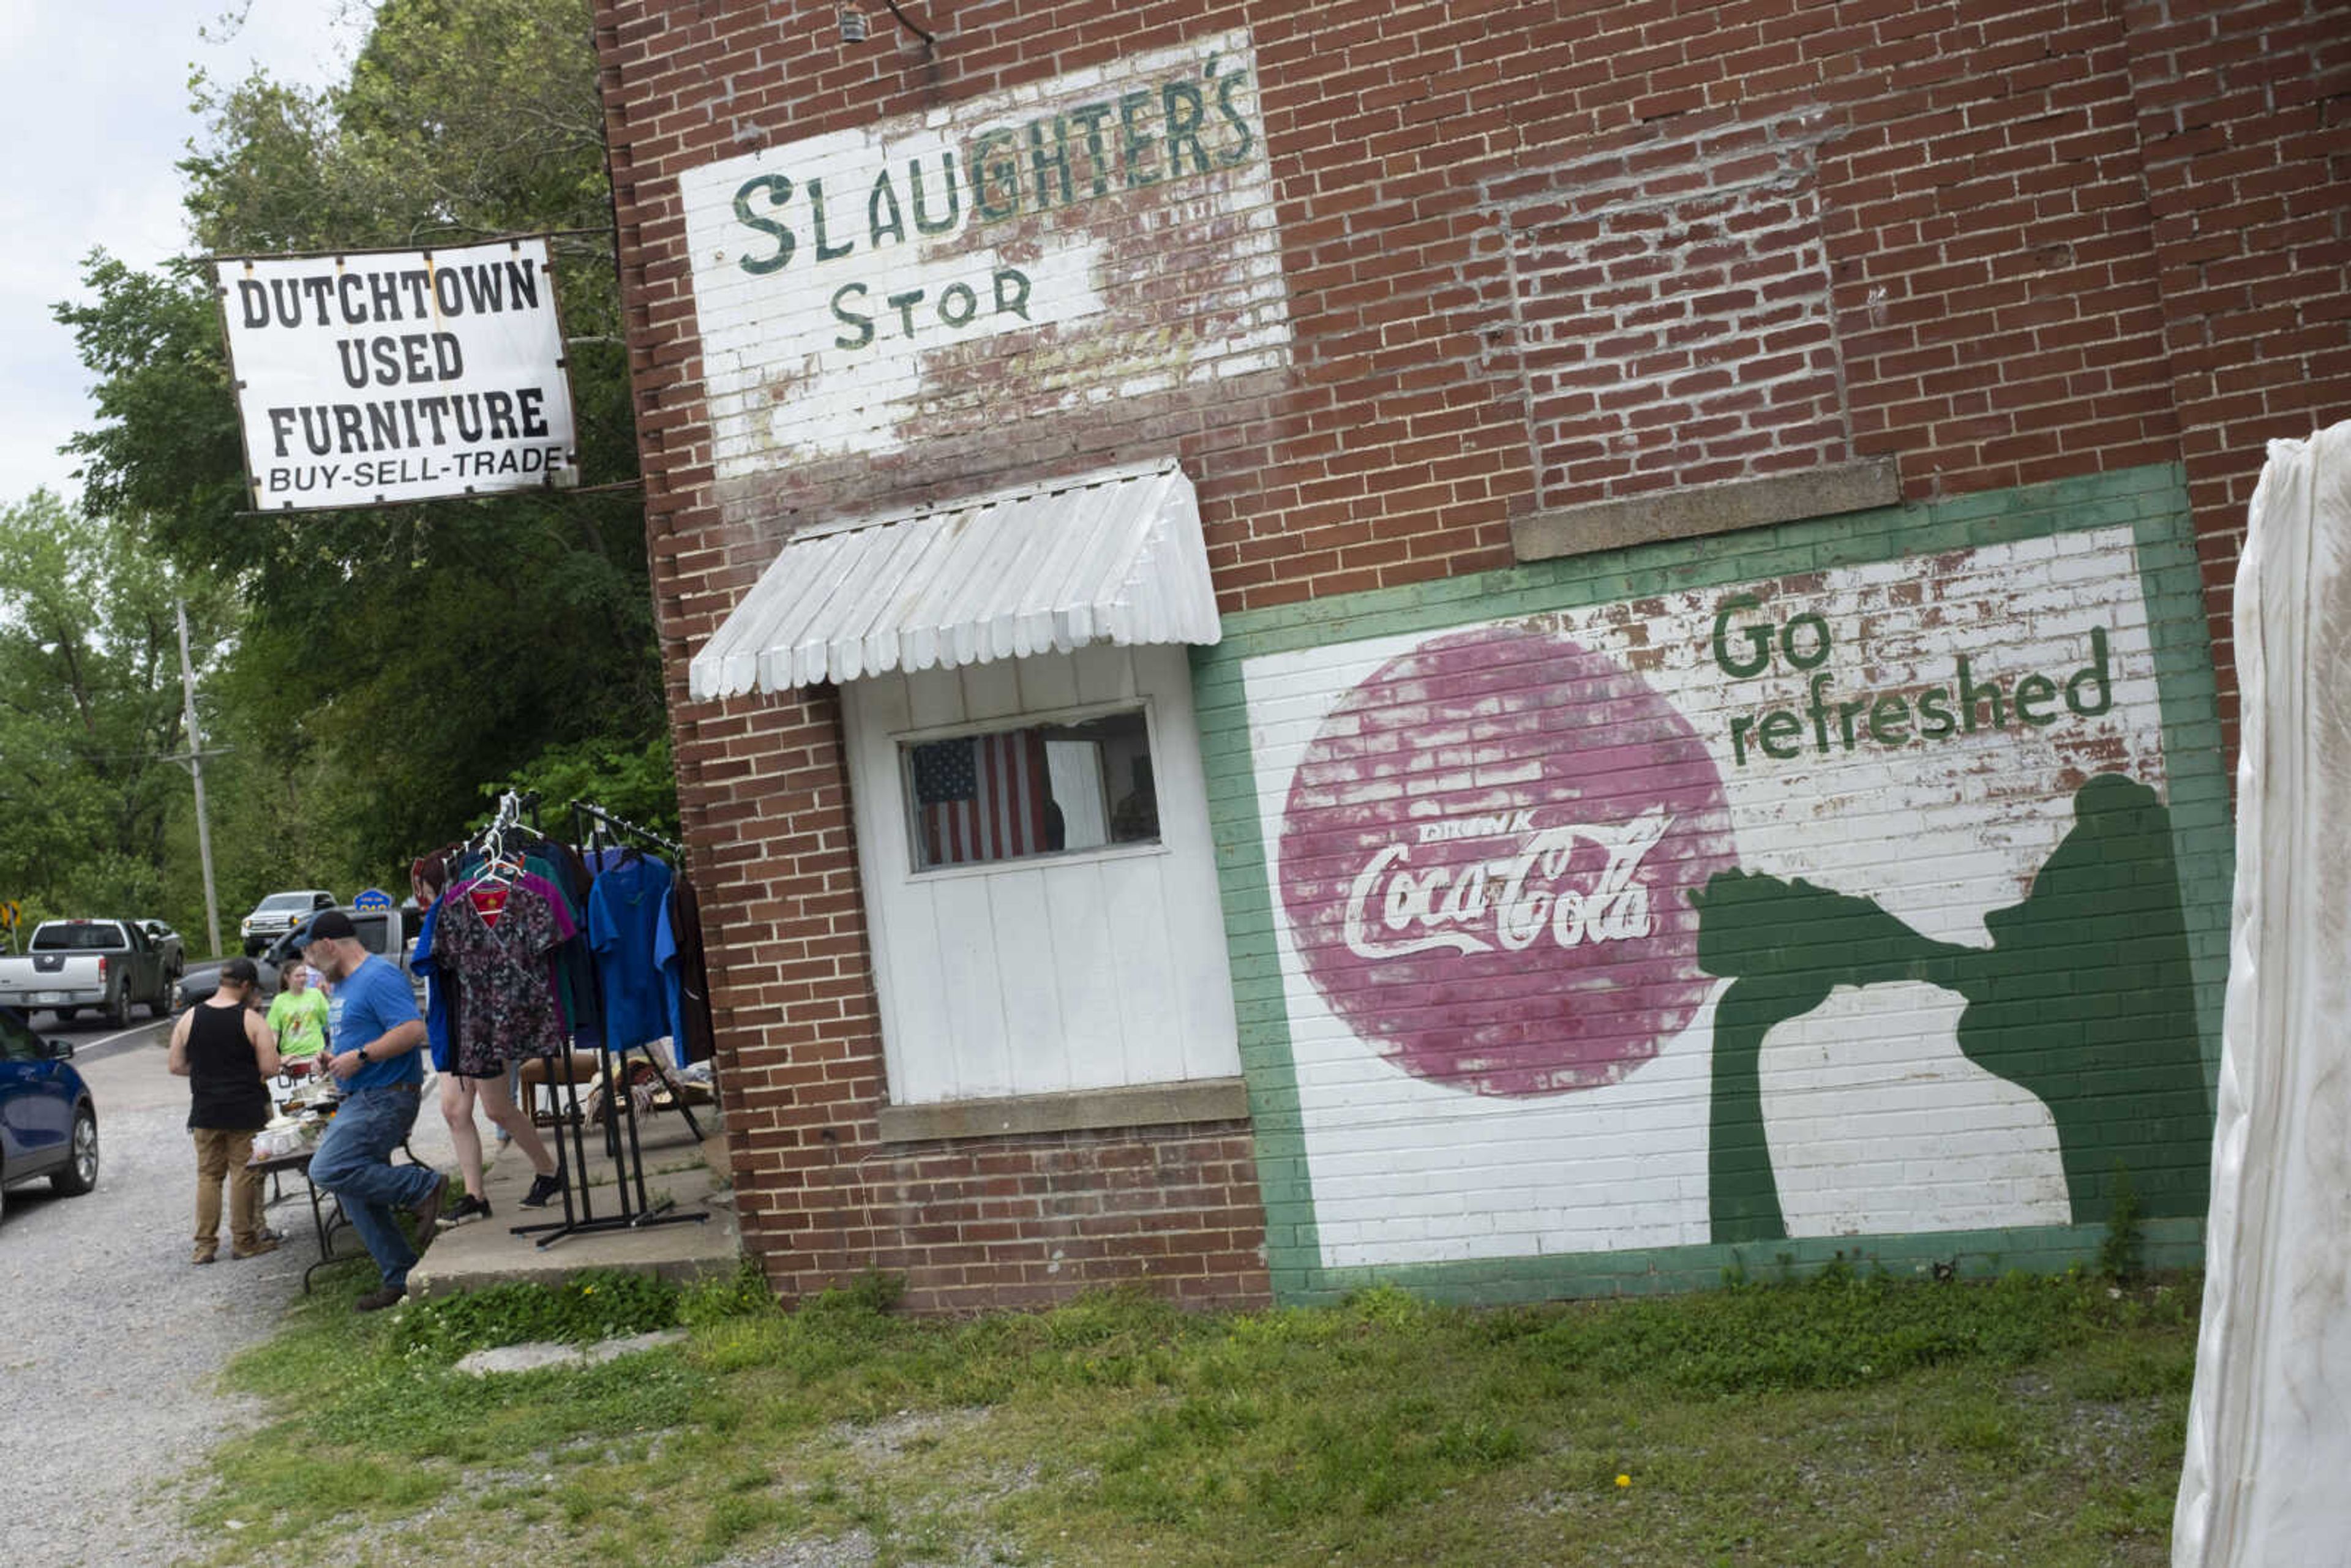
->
[191,1128,261,1259]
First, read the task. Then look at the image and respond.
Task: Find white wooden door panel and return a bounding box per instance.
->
[987,868,1071,1094]
[844,645,1239,1107]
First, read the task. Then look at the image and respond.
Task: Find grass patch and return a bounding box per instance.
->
[186,1261,2197,1567]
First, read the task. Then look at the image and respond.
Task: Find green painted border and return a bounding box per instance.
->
[1191,462,2231,1305]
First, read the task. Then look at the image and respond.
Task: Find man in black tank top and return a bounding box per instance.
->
[167,958,283,1263]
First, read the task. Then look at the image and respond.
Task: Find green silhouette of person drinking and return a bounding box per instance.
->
[1692,772,2210,1244]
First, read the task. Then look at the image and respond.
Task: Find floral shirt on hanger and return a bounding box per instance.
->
[434,877,575,1076]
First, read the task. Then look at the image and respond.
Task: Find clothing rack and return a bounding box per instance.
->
[465,789,542,852]
[568,798,681,857]
[506,798,708,1249]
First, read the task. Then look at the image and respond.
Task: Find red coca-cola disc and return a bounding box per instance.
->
[1276,623,1737,1096]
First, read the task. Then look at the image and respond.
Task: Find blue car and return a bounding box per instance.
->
[0,1005,98,1220]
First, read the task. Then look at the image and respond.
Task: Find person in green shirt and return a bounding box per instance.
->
[264,962,331,1073]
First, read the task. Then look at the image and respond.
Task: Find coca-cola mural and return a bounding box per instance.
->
[1241,523,2220,1274]
[1277,628,1737,1097]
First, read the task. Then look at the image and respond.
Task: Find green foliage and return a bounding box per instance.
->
[829,1267,913,1317]
[678,1255,784,1329]
[1527,1259,2109,1394]
[2101,1162,2147,1281]
[0,493,234,926]
[50,0,666,891]
[491,733,680,841]
[393,1270,681,1360]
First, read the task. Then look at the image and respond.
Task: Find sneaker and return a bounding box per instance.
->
[519,1171,564,1209]
[191,1247,217,1266]
[231,1233,283,1259]
[410,1173,451,1236]
[354,1284,405,1313]
[440,1193,492,1228]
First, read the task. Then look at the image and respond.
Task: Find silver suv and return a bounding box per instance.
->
[239,890,337,956]
[181,904,408,1010]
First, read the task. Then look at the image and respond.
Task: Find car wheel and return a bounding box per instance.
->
[51,1107,98,1196]
[53,1007,76,1024]
[105,986,131,1030]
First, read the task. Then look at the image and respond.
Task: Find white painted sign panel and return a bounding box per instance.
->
[1243,527,2189,1269]
[217,238,580,510]
[678,29,1289,474]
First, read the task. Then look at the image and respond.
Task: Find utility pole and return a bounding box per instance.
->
[174,599,223,961]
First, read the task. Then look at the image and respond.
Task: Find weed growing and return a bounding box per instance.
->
[2101,1163,2148,1281]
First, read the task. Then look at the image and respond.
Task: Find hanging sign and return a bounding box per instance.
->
[215,238,580,511]
[352,888,394,912]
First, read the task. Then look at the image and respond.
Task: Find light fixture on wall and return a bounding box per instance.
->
[838,1,934,47]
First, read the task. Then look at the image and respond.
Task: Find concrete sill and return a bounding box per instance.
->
[876,1077,1250,1145]
[1511,459,1903,563]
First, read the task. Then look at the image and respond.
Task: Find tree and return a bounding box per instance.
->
[0,493,233,921]
[56,0,668,874]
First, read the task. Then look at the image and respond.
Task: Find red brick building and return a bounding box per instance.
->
[591,0,2347,1311]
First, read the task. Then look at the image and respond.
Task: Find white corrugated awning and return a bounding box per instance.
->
[689,459,1221,698]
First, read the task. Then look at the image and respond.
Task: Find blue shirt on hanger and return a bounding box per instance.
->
[588,851,675,1053]
[410,898,452,1071]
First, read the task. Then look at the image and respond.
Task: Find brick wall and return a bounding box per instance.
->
[2119,0,2351,751]
[591,0,2339,1310]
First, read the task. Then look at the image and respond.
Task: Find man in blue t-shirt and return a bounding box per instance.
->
[304,910,449,1311]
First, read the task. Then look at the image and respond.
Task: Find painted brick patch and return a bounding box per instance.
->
[1489,111,1850,503]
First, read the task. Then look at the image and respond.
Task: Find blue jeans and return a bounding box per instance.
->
[309,1084,438,1291]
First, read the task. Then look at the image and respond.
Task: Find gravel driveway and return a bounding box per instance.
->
[1,1007,457,1568]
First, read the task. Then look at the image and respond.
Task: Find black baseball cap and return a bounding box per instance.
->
[306,909,358,943]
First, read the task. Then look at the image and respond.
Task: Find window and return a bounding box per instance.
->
[1,1009,43,1062]
[31,923,122,951]
[902,708,1159,872]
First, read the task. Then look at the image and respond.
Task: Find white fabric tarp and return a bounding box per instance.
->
[2175,418,2351,1566]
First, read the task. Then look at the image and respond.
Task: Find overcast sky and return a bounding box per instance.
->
[0,1,367,508]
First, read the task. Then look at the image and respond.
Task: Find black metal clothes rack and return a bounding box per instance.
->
[504,798,709,1248]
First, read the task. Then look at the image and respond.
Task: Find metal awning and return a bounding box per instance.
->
[689,459,1221,698]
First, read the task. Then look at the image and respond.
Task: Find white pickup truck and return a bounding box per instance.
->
[0,918,178,1027]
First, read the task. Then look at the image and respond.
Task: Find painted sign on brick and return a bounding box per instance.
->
[1278,629,1737,1097]
[1243,525,2209,1270]
[678,30,1288,475]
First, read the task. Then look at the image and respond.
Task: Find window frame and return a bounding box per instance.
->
[1,1008,43,1062]
[891,695,1170,883]
[839,643,1243,1111]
